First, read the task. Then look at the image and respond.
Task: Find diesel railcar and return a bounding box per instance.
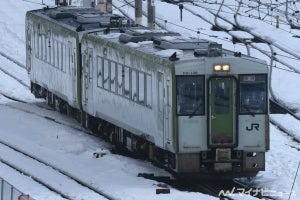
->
[26,6,269,178]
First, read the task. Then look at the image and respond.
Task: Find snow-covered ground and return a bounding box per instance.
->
[0,0,300,199]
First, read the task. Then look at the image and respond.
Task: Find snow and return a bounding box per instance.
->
[0,0,300,200]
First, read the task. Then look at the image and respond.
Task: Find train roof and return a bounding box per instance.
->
[89,27,261,63]
[26,6,134,32]
[27,6,266,64]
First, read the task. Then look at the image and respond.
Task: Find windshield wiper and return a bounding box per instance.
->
[244,105,255,117]
[189,103,202,118]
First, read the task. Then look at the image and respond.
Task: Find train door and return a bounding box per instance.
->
[157,72,165,143]
[88,49,93,100]
[68,42,76,102]
[165,79,171,145]
[26,23,32,72]
[208,77,236,147]
[83,49,93,105]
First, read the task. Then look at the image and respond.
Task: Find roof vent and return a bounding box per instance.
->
[76,13,105,24]
[119,28,180,43]
[194,48,208,57]
[119,33,148,43]
[153,37,209,50]
[194,43,222,57]
[49,10,73,19]
[208,43,222,57]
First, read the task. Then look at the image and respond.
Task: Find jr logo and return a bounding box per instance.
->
[246,123,260,131]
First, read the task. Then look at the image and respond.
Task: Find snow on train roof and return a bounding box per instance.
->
[29,6,256,61]
[92,28,225,60]
[29,6,133,31]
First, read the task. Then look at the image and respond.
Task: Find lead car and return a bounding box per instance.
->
[26,5,269,179]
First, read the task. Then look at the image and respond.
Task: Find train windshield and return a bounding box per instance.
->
[240,74,267,114]
[176,76,204,116]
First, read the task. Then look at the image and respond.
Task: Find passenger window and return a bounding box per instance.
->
[124,67,130,98]
[240,74,267,114]
[158,72,164,113]
[42,35,46,61]
[146,74,152,108]
[39,35,42,59]
[56,41,59,68]
[103,59,110,90]
[52,39,55,66]
[131,70,137,101]
[176,76,204,116]
[61,43,64,71]
[117,64,123,95]
[97,57,103,87]
[138,72,145,105]
[34,31,38,58]
[47,38,51,64]
[111,62,116,93]
[68,42,72,74]
[88,55,93,79]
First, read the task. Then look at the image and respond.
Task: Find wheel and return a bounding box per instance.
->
[46,91,55,107]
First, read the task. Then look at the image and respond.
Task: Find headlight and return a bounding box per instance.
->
[213,64,230,72]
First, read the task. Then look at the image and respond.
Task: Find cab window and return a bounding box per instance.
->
[240,74,267,114]
[176,75,204,116]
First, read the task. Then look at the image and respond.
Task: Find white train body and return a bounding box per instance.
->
[26,6,269,178]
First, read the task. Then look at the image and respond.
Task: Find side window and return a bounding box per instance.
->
[146,74,152,108]
[97,57,103,88]
[68,42,72,74]
[38,34,42,59]
[60,42,64,71]
[111,62,116,93]
[42,34,46,61]
[176,76,205,116]
[131,70,137,101]
[158,72,164,113]
[88,55,93,79]
[47,38,51,64]
[117,64,123,95]
[138,72,145,105]
[103,59,110,90]
[56,40,59,68]
[34,31,38,58]
[124,66,130,98]
[52,39,55,66]
[61,43,67,72]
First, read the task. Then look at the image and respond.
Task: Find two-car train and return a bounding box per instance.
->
[26,5,269,178]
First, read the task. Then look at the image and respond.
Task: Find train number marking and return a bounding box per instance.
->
[246,123,260,131]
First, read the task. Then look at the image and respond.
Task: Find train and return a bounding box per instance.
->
[26,5,269,179]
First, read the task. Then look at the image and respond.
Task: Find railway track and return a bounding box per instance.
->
[0,139,114,200]
[141,174,278,199]
[0,50,99,136]
[1,98,95,137]
[0,52,30,89]
[0,50,26,69]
